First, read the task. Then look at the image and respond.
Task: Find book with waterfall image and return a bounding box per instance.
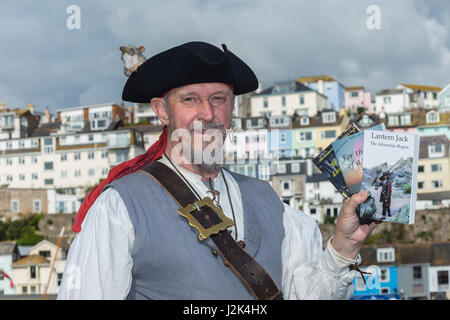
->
[358,130,420,224]
[332,123,386,195]
[312,123,360,199]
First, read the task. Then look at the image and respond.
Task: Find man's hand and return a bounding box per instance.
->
[331,191,380,259]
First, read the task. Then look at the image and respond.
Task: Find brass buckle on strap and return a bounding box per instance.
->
[177,197,235,242]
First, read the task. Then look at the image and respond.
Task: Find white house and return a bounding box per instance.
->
[0,241,20,295]
[11,240,66,296]
[250,80,329,118]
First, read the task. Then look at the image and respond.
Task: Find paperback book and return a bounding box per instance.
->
[358,130,420,224]
[332,123,386,195]
[312,123,360,199]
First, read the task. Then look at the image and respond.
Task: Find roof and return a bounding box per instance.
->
[292,112,344,128]
[345,86,365,91]
[418,135,449,159]
[377,88,405,95]
[400,84,442,92]
[119,124,164,133]
[12,254,50,267]
[360,242,450,266]
[0,241,17,255]
[18,245,33,257]
[254,80,315,96]
[297,75,337,83]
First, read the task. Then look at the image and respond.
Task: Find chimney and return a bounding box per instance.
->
[317,80,324,94]
[45,108,51,123]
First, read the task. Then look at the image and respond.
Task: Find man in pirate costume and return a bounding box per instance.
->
[376,171,392,217]
[58,41,378,300]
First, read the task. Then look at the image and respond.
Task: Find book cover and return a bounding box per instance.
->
[358,130,420,224]
[312,123,360,199]
[332,123,386,195]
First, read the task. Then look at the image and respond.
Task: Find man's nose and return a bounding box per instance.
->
[197,99,214,122]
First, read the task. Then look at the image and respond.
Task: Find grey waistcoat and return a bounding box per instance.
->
[107,168,285,300]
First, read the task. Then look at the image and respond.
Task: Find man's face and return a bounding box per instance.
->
[152,82,234,173]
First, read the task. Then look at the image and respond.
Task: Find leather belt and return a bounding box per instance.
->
[140,161,284,300]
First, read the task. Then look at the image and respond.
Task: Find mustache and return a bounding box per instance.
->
[188,122,226,135]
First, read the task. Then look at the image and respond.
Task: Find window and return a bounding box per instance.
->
[437,270,449,288]
[32,156,37,164]
[431,164,442,172]
[280,133,286,144]
[388,116,399,126]
[413,266,422,279]
[44,162,53,170]
[282,181,292,191]
[418,182,424,189]
[74,170,81,177]
[102,168,109,176]
[351,91,359,98]
[291,163,300,173]
[22,287,28,294]
[116,150,129,163]
[400,114,411,125]
[383,97,392,104]
[33,200,41,213]
[61,170,68,178]
[30,286,36,294]
[321,130,336,139]
[11,200,19,213]
[19,157,25,165]
[88,169,95,177]
[380,288,390,294]
[88,151,95,159]
[39,250,51,258]
[6,175,13,182]
[278,164,286,174]
[298,131,312,141]
[299,95,304,105]
[418,165,424,173]
[322,112,336,123]
[61,154,67,161]
[426,111,439,124]
[30,266,36,279]
[32,173,38,180]
[101,150,108,159]
[380,268,390,282]
[74,152,81,160]
[6,158,12,165]
[57,273,63,286]
[19,174,25,181]
[376,248,395,263]
[263,97,268,108]
[281,96,286,107]
[310,208,317,215]
[432,180,443,189]
[429,144,444,157]
[300,117,309,125]
[44,179,54,185]
[89,134,94,141]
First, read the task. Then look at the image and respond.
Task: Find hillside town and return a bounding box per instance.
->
[0,76,449,300]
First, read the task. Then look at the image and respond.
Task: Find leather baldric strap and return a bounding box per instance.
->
[140,161,284,300]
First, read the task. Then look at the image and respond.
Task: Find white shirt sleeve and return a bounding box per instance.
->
[57,188,134,300]
[281,203,359,300]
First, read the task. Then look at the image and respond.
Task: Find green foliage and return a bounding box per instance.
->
[0,214,44,245]
[402,184,411,194]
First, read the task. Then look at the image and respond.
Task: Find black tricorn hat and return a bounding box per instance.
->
[122,41,259,103]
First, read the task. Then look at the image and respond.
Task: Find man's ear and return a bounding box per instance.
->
[151,98,170,126]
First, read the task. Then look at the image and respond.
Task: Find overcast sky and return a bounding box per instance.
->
[0,0,448,114]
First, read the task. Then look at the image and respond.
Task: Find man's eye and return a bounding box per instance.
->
[211,96,227,103]
[183,97,197,103]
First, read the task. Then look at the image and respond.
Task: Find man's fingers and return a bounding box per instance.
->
[345,191,368,210]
